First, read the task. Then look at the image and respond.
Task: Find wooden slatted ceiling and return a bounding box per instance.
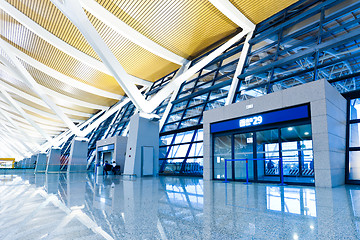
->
[95,0,239,59]
[21,61,118,107]
[229,0,299,24]
[6,0,100,60]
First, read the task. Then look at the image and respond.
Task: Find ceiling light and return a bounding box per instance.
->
[288,127,293,131]
[304,132,309,135]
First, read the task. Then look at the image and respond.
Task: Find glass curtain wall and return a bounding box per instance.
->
[347,97,360,182]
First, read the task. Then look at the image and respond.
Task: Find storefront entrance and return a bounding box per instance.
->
[212,105,315,185]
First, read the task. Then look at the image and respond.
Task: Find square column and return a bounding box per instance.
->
[67,137,89,173]
[35,153,47,173]
[30,155,37,169]
[46,147,61,173]
[123,113,159,177]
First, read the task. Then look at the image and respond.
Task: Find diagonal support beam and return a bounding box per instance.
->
[0,88,53,142]
[51,0,149,112]
[209,0,255,32]
[0,122,35,154]
[79,0,188,65]
[0,107,40,148]
[225,31,254,105]
[0,39,81,136]
[0,135,26,157]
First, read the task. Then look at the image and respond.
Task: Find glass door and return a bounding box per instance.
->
[213,135,232,180]
[256,129,279,182]
[234,133,254,180]
[280,124,314,184]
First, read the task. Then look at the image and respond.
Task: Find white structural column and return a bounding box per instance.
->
[209,0,255,31]
[0,88,53,142]
[80,0,188,66]
[0,0,152,87]
[0,39,81,136]
[225,31,254,105]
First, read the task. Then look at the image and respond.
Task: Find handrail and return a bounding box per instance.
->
[223,157,286,186]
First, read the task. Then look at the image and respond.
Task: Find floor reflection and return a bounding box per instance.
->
[1,172,360,239]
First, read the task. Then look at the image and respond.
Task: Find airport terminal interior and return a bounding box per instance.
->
[1,0,360,239]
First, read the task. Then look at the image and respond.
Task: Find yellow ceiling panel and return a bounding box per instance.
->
[0,10,124,94]
[21,61,119,107]
[6,0,100,60]
[96,0,239,59]
[230,0,299,24]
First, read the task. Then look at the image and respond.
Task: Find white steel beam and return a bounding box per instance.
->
[225,31,254,105]
[51,0,149,112]
[0,135,26,157]
[0,0,152,87]
[0,39,122,99]
[0,89,53,142]
[80,0,188,66]
[0,107,40,147]
[0,126,34,154]
[0,39,81,136]
[209,0,255,32]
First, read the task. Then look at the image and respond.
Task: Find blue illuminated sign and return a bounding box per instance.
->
[210,105,309,133]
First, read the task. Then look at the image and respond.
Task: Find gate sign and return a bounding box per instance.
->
[210,105,309,133]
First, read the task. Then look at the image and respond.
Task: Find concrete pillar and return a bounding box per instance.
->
[35,153,47,173]
[67,137,89,173]
[46,147,61,173]
[123,113,159,177]
[30,155,37,169]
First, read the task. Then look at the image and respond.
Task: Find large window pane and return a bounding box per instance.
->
[349,151,360,181]
[350,123,360,147]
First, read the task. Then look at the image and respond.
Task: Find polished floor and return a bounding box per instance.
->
[0,172,360,240]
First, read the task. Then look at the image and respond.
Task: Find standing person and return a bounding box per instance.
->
[103,160,112,175]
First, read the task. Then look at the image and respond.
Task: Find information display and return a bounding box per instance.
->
[210,105,309,133]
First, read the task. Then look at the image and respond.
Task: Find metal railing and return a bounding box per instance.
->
[223,157,286,185]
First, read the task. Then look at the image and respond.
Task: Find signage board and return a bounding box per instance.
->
[210,105,309,133]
